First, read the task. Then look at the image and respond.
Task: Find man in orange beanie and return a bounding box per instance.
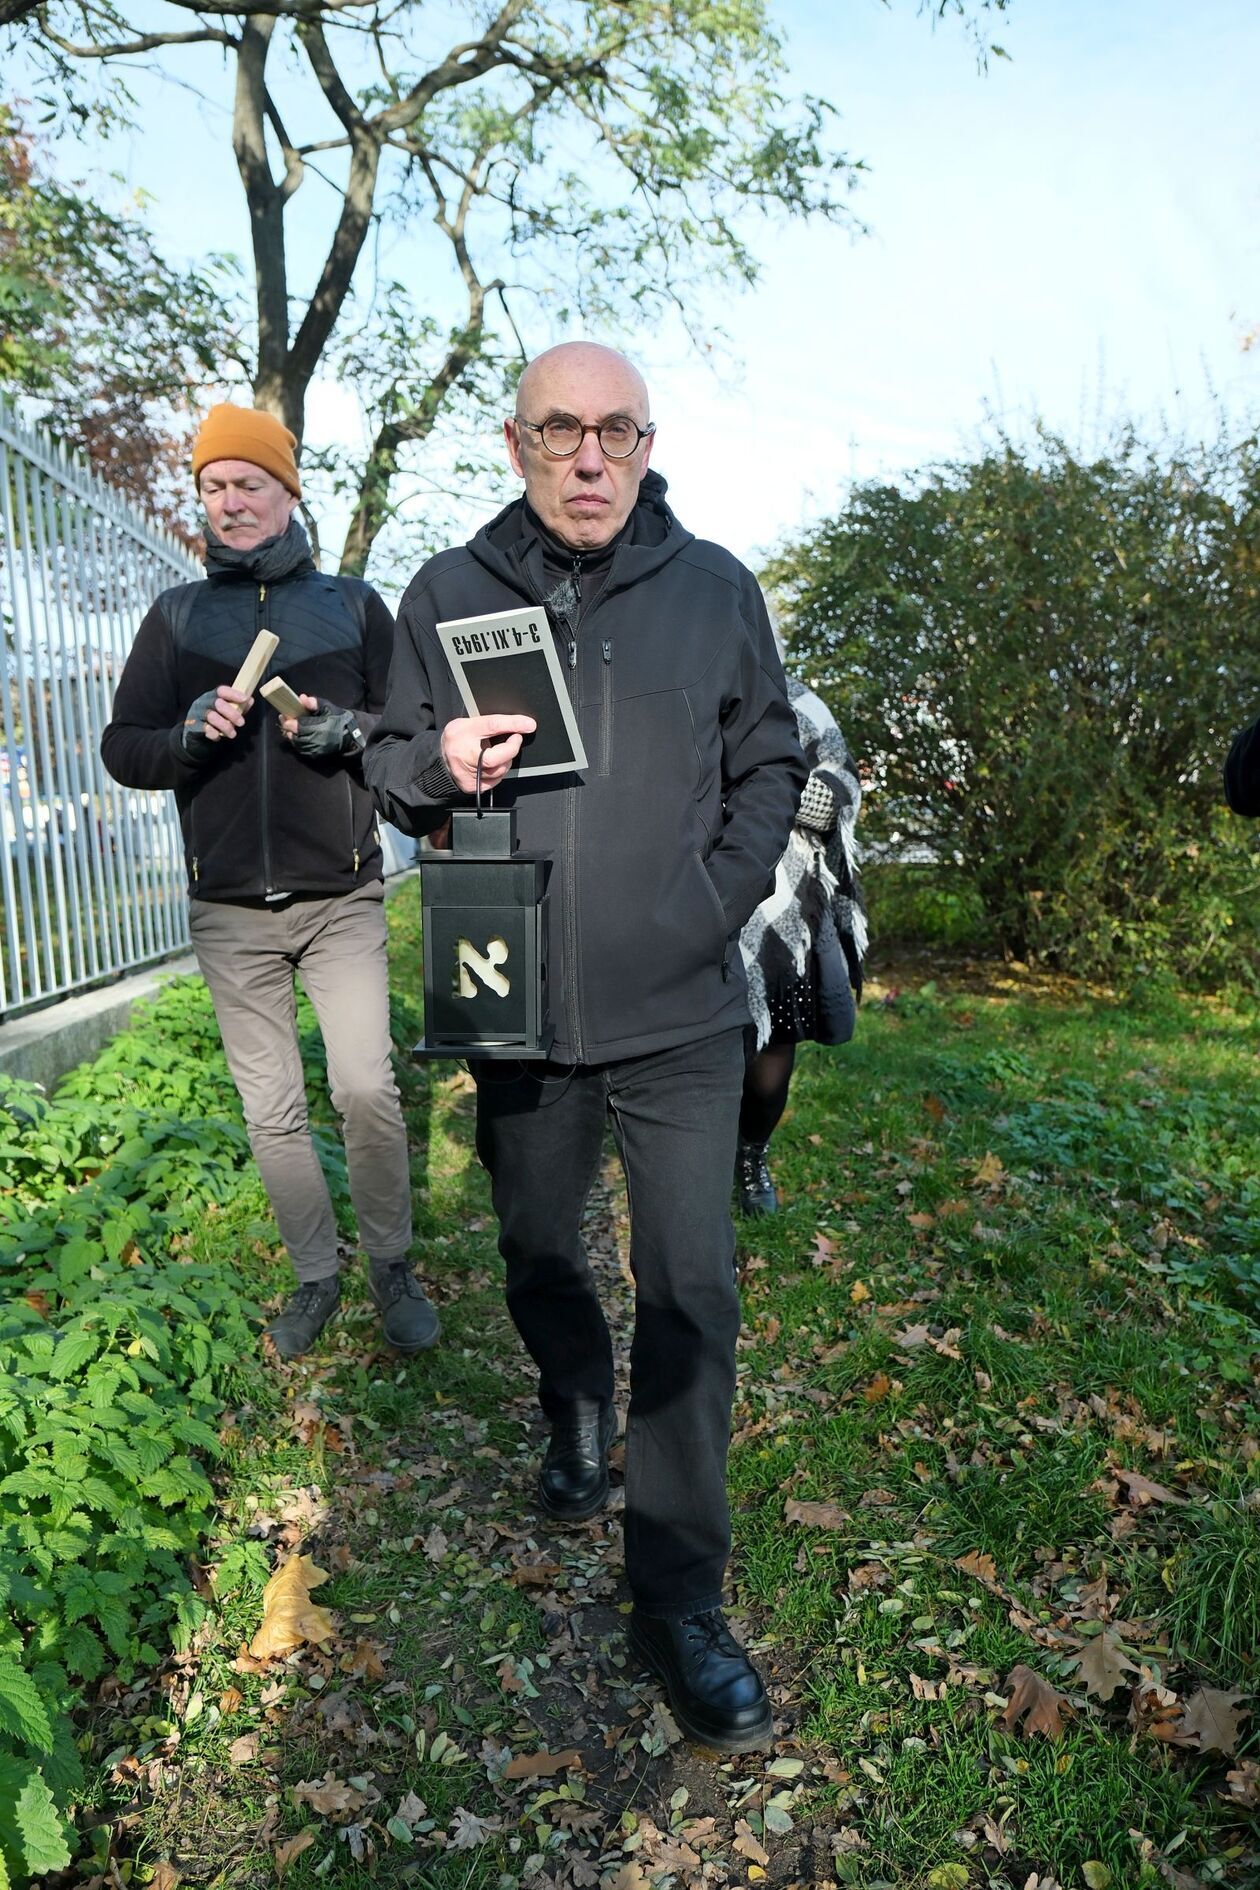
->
[101,402,440,1363]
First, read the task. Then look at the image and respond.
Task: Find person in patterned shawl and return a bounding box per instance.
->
[736,674,866,1214]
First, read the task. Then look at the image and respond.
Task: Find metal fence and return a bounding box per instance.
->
[0,400,201,1019]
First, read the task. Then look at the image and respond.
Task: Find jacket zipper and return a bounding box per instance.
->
[345,774,359,875]
[599,639,613,777]
[258,584,276,897]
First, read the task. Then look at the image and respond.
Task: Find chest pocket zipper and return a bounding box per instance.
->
[599,638,613,777]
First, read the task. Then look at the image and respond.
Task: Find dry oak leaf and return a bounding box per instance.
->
[1069,1631,1139,1703]
[895,1323,932,1349]
[218,1686,245,1715]
[733,1819,770,1868]
[863,1371,893,1403]
[860,1486,897,1507]
[249,1555,335,1660]
[149,1867,181,1890]
[998,1664,1067,1741]
[970,1150,1005,1187]
[785,1498,850,1529]
[1224,1760,1259,1809]
[503,1747,583,1780]
[601,1867,651,1890]
[1113,1466,1186,1508]
[955,1549,998,1584]
[340,1638,387,1681]
[449,1806,503,1848]
[1174,1686,1249,1754]
[228,1733,260,1765]
[273,1829,317,1879]
[291,1771,373,1817]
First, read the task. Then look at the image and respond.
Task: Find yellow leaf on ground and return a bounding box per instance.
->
[970,1150,1005,1186]
[849,1279,871,1304]
[149,1866,181,1890]
[248,1555,335,1659]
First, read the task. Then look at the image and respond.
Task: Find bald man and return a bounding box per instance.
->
[366,343,805,1752]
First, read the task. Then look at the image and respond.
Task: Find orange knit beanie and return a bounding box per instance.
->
[191,403,302,497]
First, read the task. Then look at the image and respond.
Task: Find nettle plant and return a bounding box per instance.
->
[0,980,299,1879]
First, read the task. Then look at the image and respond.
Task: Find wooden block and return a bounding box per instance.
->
[231,630,279,697]
[260,676,308,718]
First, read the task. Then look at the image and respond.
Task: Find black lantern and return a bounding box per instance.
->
[413,806,551,1060]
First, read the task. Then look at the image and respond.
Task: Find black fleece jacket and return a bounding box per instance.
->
[1225,714,1260,816]
[101,556,393,902]
[364,470,807,1063]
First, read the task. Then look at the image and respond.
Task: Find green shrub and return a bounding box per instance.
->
[765,424,1260,987]
[0,978,289,1882]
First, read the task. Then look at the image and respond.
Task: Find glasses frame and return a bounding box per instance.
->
[515,415,656,460]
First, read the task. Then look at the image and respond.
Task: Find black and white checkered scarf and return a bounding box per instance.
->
[739,678,866,1049]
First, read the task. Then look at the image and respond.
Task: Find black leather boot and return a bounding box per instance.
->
[735,1138,778,1216]
[537,1402,617,1521]
[265,1276,340,1361]
[367,1262,441,1354]
[629,1606,773,1752]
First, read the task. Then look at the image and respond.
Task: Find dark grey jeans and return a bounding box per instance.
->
[474,1026,745,1615]
[189,881,412,1281]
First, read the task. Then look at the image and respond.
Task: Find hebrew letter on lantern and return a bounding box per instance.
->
[455,936,511,999]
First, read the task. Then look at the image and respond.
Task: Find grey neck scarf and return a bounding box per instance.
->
[203,515,313,583]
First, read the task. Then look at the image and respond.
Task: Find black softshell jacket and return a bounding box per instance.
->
[101,561,393,902]
[1225,714,1260,815]
[364,472,808,1063]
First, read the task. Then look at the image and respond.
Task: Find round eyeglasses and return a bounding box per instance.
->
[515,414,656,460]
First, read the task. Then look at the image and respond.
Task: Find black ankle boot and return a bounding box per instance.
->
[735,1138,777,1216]
[537,1402,616,1521]
[629,1606,773,1752]
[265,1276,340,1361]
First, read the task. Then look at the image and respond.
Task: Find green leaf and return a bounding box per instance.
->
[13,1769,72,1873]
[0,1658,54,1754]
[47,1330,100,1381]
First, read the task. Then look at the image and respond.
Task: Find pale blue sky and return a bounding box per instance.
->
[28,0,1260,573]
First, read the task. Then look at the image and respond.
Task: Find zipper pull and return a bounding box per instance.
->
[258,583,266,604]
[602,639,611,664]
[353,848,360,872]
[192,856,199,882]
[568,639,577,669]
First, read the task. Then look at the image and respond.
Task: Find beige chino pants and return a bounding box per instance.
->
[188,880,412,1282]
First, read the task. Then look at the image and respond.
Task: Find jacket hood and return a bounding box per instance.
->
[467,467,692,602]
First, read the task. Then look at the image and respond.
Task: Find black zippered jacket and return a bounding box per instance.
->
[1225,714,1260,816]
[364,471,807,1063]
[100,559,392,902]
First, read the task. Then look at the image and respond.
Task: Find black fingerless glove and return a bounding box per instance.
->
[180,689,222,762]
[289,701,365,758]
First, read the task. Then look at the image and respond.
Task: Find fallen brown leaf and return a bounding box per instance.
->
[248,1556,335,1660]
[785,1498,850,1529]
[970,1151,1005,1187]
[733,1819,770,1868]
[1069,1631,1139,1703]
[503,1748,583,1780]
[149,1866,181,1890]
[292,1771,374,1817]
[1174,1686,1249,1755]
[1113,1467,1185,1508]
[863,1371,893,1403]
[955,1549,998,1584]
[999,1664,1067,1741]
[228,1733,260,1765]
[340,1638,387,1682]
[273,1829,317,1879]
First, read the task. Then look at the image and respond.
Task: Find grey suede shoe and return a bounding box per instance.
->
[266,1276,341,1360]
[368,1263,441,1353]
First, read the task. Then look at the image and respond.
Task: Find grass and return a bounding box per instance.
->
[72,889,1259,1889]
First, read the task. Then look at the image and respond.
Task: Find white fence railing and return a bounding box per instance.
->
[0,401,201,1018]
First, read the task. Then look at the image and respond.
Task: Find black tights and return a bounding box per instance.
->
[739,1040,797,1146]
